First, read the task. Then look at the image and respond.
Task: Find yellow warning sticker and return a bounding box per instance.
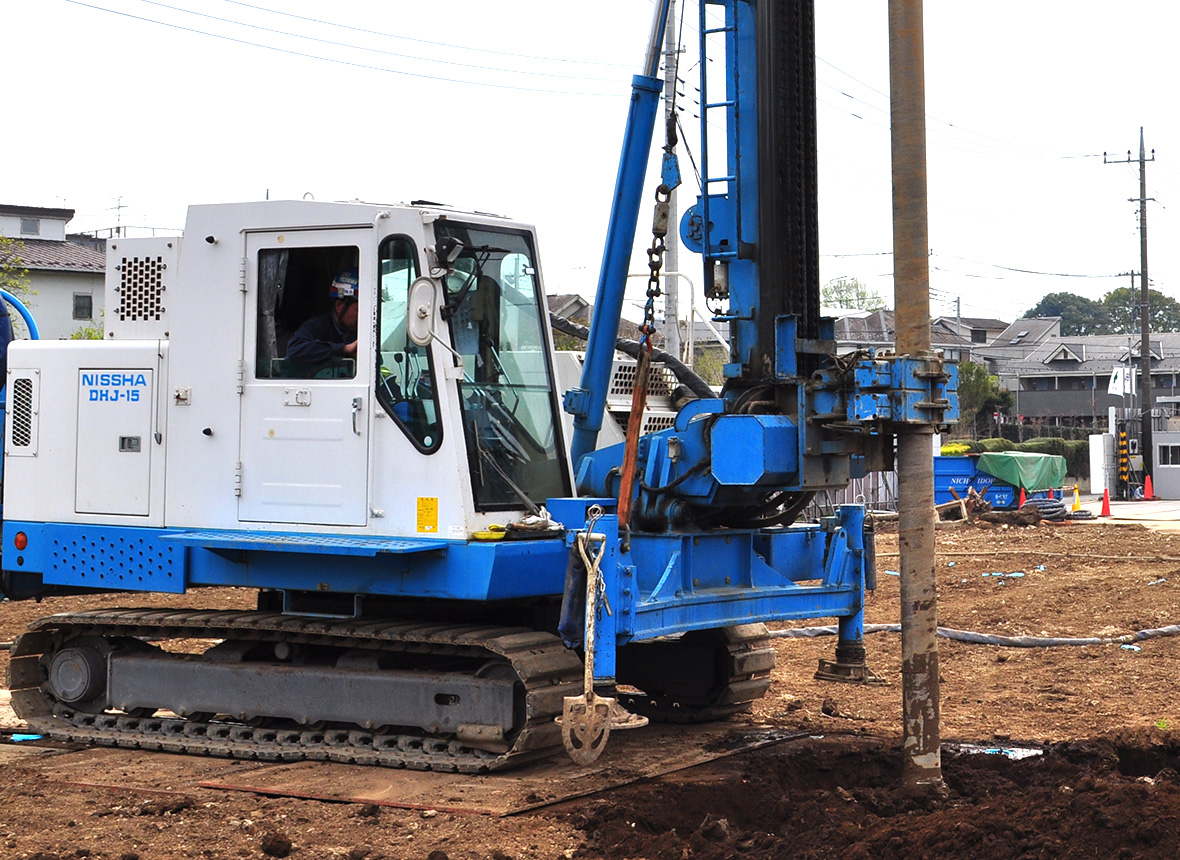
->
[416,497,439,533]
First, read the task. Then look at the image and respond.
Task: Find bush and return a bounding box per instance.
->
[944,439,983,454]
[1064,440,1089,479]
[1016,437,1066,457]
[941,442,972,456]
[977,437,1016,453]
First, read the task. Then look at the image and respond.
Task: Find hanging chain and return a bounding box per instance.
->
[641,184,671,350]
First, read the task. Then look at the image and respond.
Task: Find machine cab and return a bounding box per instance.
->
[234,204,570,537]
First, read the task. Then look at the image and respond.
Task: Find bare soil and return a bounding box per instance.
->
[2,519,1180,860]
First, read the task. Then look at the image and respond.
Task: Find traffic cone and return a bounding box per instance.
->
[1100,488,1112,517]
[1145,474,1155,500]
[1072,484,1081,512]
[1018,487,1026,508]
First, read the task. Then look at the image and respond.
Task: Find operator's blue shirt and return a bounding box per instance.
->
[286,310,354,363]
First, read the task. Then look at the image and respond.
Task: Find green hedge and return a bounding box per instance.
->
[976,437,1016,453]
[1015,437,1066,457]
[1063,440,1089,479]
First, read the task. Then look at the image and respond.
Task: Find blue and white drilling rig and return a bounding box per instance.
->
[2,0,955,770]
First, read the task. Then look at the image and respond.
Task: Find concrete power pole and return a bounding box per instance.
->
[662,0,681,359]
[1105,129,1155,474]
[888,0,942,786]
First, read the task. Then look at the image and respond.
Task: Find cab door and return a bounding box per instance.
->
[238,229,371,526]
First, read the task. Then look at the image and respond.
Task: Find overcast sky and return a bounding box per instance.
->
[6,0,1179,326]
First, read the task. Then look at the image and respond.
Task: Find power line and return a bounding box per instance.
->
[816,55,1106,161]
[825,249,1128,280]
[937,254,1127,279]
[221,0,634,67]
[64,0,624,96]
[134,0,624,82]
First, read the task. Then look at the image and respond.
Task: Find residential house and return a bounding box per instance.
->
[934,315,1009,346]
[995,333,1180,430]
[972,316,1061,370]
[0,205,104,339]
[833,308,973,361]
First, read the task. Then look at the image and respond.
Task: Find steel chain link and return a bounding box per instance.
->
[642,184,672,347]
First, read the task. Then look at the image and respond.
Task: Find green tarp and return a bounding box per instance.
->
[976,451,1067,492]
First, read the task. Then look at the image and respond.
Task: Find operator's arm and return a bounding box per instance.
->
[286,315,352,363]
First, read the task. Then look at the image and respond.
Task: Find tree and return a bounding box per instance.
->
[821,276,886,311]
[956,360,1012,439]
[1101,286,1180,335]
[1022,292,1111,336]
[0,235,33,302]
[69,309,105,340]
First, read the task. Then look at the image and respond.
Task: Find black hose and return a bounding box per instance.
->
[771,622,1180,648]
[549,313,716,400]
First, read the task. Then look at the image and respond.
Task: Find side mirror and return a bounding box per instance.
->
[407,277,436,347]
[407,277,465,377]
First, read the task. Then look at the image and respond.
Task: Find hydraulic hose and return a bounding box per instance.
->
[549,312,715,400]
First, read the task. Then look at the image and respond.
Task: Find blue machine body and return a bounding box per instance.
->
[1,0,956,723]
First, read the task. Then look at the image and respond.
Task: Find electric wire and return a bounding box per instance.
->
[63,0,625,96]
[221,0,633,67]
[134,0,624,82]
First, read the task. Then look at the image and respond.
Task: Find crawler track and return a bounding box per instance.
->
[8,609,583,773]
[617,624,776,722]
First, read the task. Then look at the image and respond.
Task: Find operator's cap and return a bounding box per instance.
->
[330,269,359,300]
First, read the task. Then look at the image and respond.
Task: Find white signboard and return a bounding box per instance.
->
[1107,365,1137,396]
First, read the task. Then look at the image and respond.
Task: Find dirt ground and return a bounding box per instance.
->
[2,518,1180,859]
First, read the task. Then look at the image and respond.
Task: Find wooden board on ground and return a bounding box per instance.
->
[197,722,806,815]
[18,722,804,815]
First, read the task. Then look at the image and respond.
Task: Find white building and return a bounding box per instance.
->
[0,205,104,339]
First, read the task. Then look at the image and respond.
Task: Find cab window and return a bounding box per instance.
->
[377,236,442,452]
[255,245,359,380]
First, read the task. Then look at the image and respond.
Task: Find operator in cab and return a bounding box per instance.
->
[286,269,359,363]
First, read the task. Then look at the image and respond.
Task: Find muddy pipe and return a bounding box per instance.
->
[888,0,942,786]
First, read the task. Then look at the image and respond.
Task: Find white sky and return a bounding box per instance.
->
[5,0,1179,326]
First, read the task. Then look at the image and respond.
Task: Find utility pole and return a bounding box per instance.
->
[662,0,681,360]
[888,0,941,787]
[1105,129,1155,474]
[956,296,962,351]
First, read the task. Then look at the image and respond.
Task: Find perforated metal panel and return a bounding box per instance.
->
[47,531,184,592]
[105,238,177,339]
[10,377,34,447]
[115,255,166,322]
[608,359,678,399]
[608,410,678,436]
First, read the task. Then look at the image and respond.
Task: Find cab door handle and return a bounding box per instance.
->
[352,397,363,435]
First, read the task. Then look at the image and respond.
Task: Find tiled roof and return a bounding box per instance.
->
[834,309,972,347]
[934,315,1010,332]
[987,316,1061,346]
[8,238,104,273]
[1002,333,1179,375]
[0,205,74,220]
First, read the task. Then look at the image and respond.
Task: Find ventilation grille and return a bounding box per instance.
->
[50,533,181,592]
[117,256,166,321]
[609,410,678,436]
[10,377,33,447]
[608,361,678,399]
